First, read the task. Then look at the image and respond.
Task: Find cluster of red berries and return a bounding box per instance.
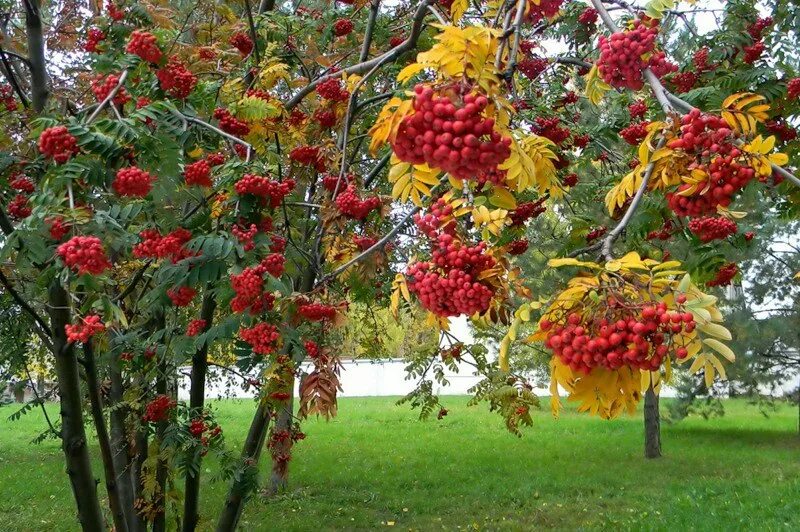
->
[198,47,216,60]
[619,121,649,145]
[10,174,34,193]
[524,0,563,23]
[0,84,16,111]
[58,236,112,275]
[304,340,320,359]
[597,20,675,90]
[765,119,797,143]
[646,219,674,240]
[586,226,607,242]
[84,28,105,53]
[229,32,254,56]
[707,262,737,287]
[65,314,106,344]
[133,227,194,263]
[186,319,207,337]
[157,57,197,99]
[48,216,70,241]
[316,77,350,102]
[747,17,773,40]
[184,159,212,187]
[787,78,800,99]
[333,18,354,37]
[213,108,250,137]
[542,299,696,374]
[562,173,578,187]
[297,302,338,322]
[289,145,325,171]
[39,126,79,164]
[561,91,579,106]
[314,108,336,128]
[240,322,281,355]
[126,30,162,63]
[508,239,529,255]
[688,216,738,242]
[321,172,353,194]
[113,166,154,197]
[572,133,590,149]
[232,223,258,251]
[671,71,698,93]
[234,175,295,208]
[335,185,381,220]
[287,109,307,127]
[517,57,549,80]
[90,73,130,105]
[6,195,31,219]
[392,85,511,180]
[577,7,598,25]
[665,109,755,216]
[414,198,456,237]
[389,35,405,48]
[406,233,496,317]
[693,47,710,71]
[230,263,276,315]
[743,41,765,64]
[509,198,546,226]
[269,234,286,253]
[167,286,197,307]
[106,1,124,22]
[142,395,176,423]
[353,234,378,251]
[207,152,226,166]
[534,117,571,146]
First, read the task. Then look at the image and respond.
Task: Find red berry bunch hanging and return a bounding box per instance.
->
[628,99,648,119]
[315,77,350,102]
[232,223,258,251]
[167,286,197,307]
[39,126,79,164]
[269,234,286,253]
[314,108,337,129]
[287,109,307,127]
[524,0,564,23]
[765,119,797,143]
[126,30,162,63]
[619,121,649,145]
[304,340,320,359]
[206,152,226,166]
[157,57,197,99]
[65,314,106,344]
[113,166,154,197]
[213,108,250,137]
[229,32,254,57]
[647,50,678,79]
[261,253,285,278]
[577,7,598,25]
[787,78,800,99]
[392,85,511,180]
[389,35,405,48]
[688,216,738,242]
[47,216,70,241]
[509,198,546,226]
[234,175,295,207]
[707,263,737,287]
[597,20,662,90]
[353,234,378,251]
[517,57,549,80]
[106,1,124,21]
[230,262,278,314]
[186,319,207,337]
[646,219,673,240]
[334,185,382,220]
[747,17,773,40]
[693,47,710,71]
[586,226,607,242]
[743,41,764,64]
[189,418,206,438]
[57,236,112,275]
[7,194,31,219]
[297,301,338,322]
[534,117,571,146]
[542,301,696,374]
[406,233,496,318]
[333,18,354,37]
[198,47,216,60]
[184,159,212,187]
[572,133,590,149]
[508,239,529,255]
[10,175,35,193]
[321,172,353,194]
[133,228,194,263]
[84,28,105,53]
[289,145,325,171]
[240,322,281,355]
[414,198,456,237]
[142,395,176,423]
[671,71,698,93]
[0,84,17,111]
[561,91,579,105]
[562,173,578,187]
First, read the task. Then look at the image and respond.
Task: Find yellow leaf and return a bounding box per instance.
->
[450,0,469,22]
[547,257,602,269]
[703,338,735,362]
[488,186,517,210]
[696,322,732,341]
[584,64,611,105]
[397,63,426,83]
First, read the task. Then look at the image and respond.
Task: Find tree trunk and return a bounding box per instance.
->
[84,341,129,532]
[215,400,272,532]
[47,282,106,530]
[23,0,48,112]
[132,423,149,532]
[109,358,137,530]
[182,291,217,532]
[152,314,169,532]
[267,394,294,495]
[643,384,662,459]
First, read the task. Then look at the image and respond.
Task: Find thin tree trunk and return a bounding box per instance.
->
[215,400,273,532]
[644,384,662,458]
[109,359,137,530]
[267,393,294,495]
[23,0,48,112]
[84,341,129,532]
[132,424,149,532]
[153,314,169,532]
[47,282,106,530]
[182,291,217,532]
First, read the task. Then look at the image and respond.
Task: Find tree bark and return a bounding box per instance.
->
[47,282,106,531]
[109,358,137,530]
[152,314,169,532]
[22,0,48,112]
[132,424,149,532]
[643,384,662,458]
[267,393,294,495]
[84,341,129,532]
[182,291,217,532]
[215,400,272,532]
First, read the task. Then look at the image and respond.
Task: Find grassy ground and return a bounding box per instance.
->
[0,397,798,531]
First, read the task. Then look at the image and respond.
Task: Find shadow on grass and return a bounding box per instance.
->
[667,425,800,448]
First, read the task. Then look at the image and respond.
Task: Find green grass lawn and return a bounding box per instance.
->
[1,397,798,531]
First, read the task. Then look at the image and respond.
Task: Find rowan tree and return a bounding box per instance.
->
[0,1,798,531]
